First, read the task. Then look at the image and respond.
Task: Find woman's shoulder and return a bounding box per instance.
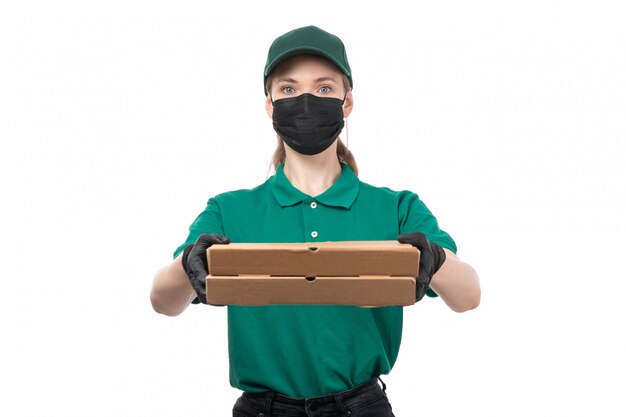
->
[210,178,273,203]
[358,177,419,201]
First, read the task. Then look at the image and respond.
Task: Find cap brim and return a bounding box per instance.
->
[264,46,351,80]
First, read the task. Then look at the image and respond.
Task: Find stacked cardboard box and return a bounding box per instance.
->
[206,241,420,307]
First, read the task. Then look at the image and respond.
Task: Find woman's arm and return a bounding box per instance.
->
[150,254,197,316]
[429,249,481,312]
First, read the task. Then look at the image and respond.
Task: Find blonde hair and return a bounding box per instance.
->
[266,66,359,176]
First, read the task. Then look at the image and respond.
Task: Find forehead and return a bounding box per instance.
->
[271,54,343,80]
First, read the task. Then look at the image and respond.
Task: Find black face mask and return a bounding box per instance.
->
[272,93,345,156]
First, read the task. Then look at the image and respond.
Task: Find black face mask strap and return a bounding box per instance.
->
[342,92,348,149]
[345,117,349,149]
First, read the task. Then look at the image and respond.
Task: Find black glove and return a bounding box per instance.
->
[181,233,231,304]
[398,232,446,302]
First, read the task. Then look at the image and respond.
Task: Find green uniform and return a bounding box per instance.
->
[174,163,456,398]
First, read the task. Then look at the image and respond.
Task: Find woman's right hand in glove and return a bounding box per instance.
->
[181,233,231,304]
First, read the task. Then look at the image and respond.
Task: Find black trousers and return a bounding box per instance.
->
[232,377,395,417]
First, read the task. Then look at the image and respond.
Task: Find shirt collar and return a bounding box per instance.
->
[271,163,360,209]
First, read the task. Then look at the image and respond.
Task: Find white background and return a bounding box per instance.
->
[1,1,625,416]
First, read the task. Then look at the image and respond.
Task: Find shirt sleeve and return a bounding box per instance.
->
[396,191,457,298]
[172,197,226,259]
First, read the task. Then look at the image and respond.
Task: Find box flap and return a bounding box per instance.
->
[207,240,419,277]
[206,275,416,306]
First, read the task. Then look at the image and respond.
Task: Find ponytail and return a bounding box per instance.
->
[336,138,359,175]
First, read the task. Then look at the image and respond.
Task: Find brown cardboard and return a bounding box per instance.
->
[205,241,420,307]
[208,241,420,276]
[206,275,416,306]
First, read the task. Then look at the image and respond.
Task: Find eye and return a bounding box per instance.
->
[281,86,295,94]
[318,86,331,94]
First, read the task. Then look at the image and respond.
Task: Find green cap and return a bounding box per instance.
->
[264,25,353,94]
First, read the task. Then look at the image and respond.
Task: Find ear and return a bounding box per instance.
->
[342,90,354,119]
[265,95,274,119]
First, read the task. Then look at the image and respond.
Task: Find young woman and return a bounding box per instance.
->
[151,25,480,417]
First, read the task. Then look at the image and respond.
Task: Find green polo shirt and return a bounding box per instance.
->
[174,163,456,398]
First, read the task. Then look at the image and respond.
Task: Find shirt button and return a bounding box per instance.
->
[311,231,318,238]
[310,201,317,209]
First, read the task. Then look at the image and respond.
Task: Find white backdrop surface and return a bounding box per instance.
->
[1,1,625,416]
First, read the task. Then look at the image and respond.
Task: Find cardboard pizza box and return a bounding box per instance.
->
[205,240,420,307]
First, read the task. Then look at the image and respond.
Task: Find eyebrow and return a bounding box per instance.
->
[313,77,339,84]
[275,76,339,84]
[276,77,298,84]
